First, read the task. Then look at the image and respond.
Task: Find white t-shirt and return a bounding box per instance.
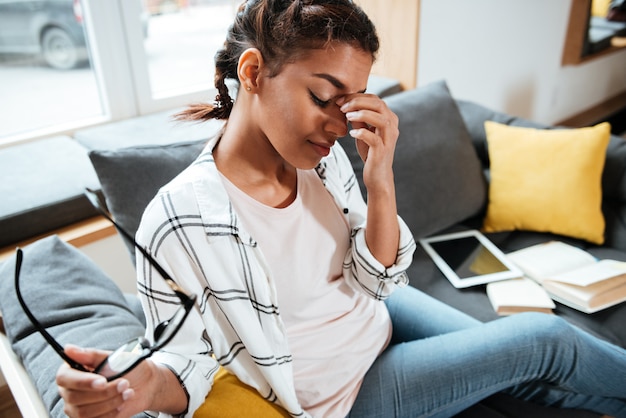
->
[221,168,392,417]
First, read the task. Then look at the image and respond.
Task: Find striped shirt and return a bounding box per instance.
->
[135,137,416,417]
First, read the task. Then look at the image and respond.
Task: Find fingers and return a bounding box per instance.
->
[57,367,133,418]
[56,363,105,391]
[337,93,399,189]
[58,375,130,418]
[56,345,111,391]
[355,138,370,162]
[338,94,398,148]
[56,346,134,418]
[64,344,111,369]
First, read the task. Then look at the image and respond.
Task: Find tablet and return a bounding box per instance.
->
[419,230,522,288]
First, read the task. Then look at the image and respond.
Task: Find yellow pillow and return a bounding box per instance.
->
[592,0,611,16]
[193,367,291,418]
[482,121,611,245]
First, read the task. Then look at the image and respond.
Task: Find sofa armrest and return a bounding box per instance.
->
[0,322,48,418]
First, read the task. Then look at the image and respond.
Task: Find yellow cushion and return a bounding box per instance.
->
[592,0,611,16]
[193,367,291,418]
[482,121,611,245]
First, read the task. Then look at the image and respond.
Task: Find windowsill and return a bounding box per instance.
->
[0,216,115,263]
[563,35,626,65]
[578,40,626,64]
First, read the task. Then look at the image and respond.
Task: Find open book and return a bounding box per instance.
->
[506,241,626,313]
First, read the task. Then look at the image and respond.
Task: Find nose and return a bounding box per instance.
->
[325,105,349,138]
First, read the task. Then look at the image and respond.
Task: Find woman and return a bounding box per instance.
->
[56,1,626,417]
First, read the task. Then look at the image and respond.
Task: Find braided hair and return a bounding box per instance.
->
[176,0,379,121]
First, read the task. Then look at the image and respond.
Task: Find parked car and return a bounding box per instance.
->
[0,0,88,69]
[0,0,149,70]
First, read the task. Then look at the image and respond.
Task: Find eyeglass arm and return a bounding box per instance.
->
[84,188,192,303]
[14,249,90,373]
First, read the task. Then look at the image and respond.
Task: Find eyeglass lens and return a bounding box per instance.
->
[93,303,189,379]
[154,304,188,345]
[95,338,151,378]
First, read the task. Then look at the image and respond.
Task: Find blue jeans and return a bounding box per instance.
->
[348,286,626,418]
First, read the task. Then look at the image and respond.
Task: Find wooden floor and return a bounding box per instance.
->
[0,386,20,418]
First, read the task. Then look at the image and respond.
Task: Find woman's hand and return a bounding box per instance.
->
[337,94,401,267]
[56,345,161,418]
[337,93,399,192]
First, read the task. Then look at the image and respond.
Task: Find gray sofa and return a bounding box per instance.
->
[1,80,625,417]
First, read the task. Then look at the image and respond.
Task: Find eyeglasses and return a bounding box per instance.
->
[14,188,197,381]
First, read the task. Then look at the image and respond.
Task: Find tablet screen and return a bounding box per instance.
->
[419,230,522,288]
[428,235,510,278]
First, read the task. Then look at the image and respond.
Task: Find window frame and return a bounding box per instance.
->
[562,0,626,65]
[0,0,220,148]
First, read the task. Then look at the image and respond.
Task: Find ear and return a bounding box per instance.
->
[238,48,264,91]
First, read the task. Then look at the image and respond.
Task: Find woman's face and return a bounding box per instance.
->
[256,43,373,169]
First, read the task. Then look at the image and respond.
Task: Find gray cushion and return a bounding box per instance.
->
[366,74,402,98]
[88,140,207,262]
[600,135,626,252]
[341,80,487,240]
[0,236,145,418]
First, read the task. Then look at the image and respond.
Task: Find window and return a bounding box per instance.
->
[0,0,104,142]
[0,0,236,147]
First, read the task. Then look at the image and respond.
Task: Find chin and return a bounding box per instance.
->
[306,153,328,169]
[297,160,322,171]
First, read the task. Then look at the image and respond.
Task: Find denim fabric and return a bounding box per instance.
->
[348,286,626,418]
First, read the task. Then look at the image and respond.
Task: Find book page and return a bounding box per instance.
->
[506,241,596,281]
[548,260,626,286]
[543,274,626,313]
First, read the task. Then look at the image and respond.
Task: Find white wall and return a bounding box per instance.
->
[417,0,626,125]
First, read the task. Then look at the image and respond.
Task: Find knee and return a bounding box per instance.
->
[511,312,574,344]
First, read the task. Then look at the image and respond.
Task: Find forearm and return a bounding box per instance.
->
[365,181,400,268]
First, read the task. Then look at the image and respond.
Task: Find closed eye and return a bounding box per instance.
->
[309,90,331,108]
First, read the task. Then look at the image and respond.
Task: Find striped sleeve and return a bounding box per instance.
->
[136,189,221,418]
[327,144,416,300]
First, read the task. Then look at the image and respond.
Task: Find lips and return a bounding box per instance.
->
[309,140,333,157]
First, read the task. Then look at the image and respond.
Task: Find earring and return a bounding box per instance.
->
[246,86,251,91]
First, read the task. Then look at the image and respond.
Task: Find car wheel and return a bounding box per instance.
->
[41,27,80,70]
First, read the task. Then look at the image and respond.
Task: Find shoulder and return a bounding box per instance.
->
[143,162,205,221]
[136,181,201,249]
[138,152,241,251]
